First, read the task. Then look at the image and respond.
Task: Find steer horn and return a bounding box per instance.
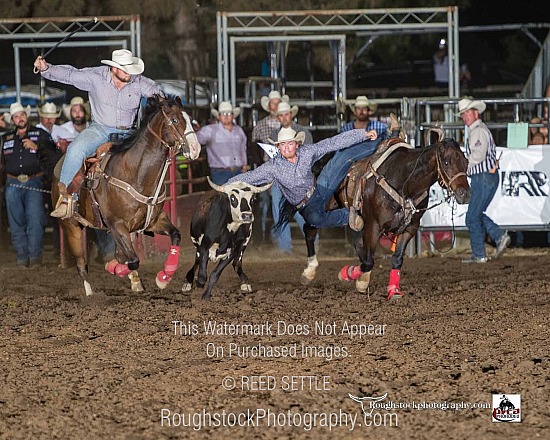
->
[250,181,273,193]
[207,176,224,192]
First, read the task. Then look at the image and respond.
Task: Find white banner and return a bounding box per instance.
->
[421,146,550,228]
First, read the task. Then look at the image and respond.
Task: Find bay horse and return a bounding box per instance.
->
[300,138,470,300]
[53,95,201,295]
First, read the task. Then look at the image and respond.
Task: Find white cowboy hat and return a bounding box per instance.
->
[455,98,486,115]
[349,95,378,113]
[276,101,299,117]
[3,102,31,123]
[260,90,290,113]
[62,96,91,120]
[268,127,306,145]
[101,49,144,75]
[211,101,241,118]
[37,102,61,118]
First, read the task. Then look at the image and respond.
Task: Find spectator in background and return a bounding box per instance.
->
[58,96,90,153]
[457,98,510,263]
[460,63,472,93]
[0,103,56,268]
[36,102,70,143]
[433,40,449,89]
[269,101,313,254]
[341,95,388,139]
[195,101,247,185]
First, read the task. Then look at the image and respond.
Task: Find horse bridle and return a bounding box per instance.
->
[435,144,467,195]
[146,107,196,157]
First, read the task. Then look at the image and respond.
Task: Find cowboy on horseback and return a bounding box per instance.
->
[34,49,162,219]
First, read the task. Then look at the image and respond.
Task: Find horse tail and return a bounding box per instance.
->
[273,196,297,236]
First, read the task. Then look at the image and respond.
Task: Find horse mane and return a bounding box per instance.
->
[110,94,180,155]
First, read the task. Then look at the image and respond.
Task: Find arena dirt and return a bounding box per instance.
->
[0,240,548,439]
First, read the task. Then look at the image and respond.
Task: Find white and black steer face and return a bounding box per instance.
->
[207,177,272,225]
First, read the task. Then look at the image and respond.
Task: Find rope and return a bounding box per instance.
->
[6,182,52,194]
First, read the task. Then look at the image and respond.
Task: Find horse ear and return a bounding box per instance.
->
[175,96,183,106]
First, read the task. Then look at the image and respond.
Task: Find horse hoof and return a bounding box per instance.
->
[388,291,404,301]
[132,282,145,292]
[201,292,212,301]
[240,283,252,293]
[181,282,193,292]
[355,280,370,294]
[301,274,312,285]
[156,278,169,290]
[84,281,93,296]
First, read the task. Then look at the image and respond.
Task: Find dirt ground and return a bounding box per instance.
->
[0,234,548,440]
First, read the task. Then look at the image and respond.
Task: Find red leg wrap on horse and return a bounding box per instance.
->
[105,260,131,277]
[339,265,363,281]
[164,245,180,276]
[387,269,402,299]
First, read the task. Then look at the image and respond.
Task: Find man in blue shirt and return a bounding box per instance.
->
[341,95,388,139]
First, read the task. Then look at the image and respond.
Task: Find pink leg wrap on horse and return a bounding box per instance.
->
[157,245,180,283]
[387,269,402,299]
[105,260,131,277]
[339,265,363,281]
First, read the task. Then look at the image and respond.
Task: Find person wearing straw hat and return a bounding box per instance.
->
[456,97,510,263]
[195,101,247,185]
[269,100,313,253]
[341,95,388,139]
[36,102,70,144]
[226,126,379,230]
[33,49,161,218]
[0,102,57,268]
[59,96,90,146]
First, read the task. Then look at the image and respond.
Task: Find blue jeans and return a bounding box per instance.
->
[271,185,306,252]
[210,168,242,185]
[60,122,129,187]
[299,139,380,228]
[5,177,47,264]
[465,172,504,258]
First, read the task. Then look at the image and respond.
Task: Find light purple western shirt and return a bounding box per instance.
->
[196,122,248,169]
[41,65,161,129]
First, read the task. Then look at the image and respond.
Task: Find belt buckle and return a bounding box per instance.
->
[17,174,29,183]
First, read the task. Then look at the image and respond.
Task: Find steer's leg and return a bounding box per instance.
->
[301,223,319,285]
[354,219,379,294]
[202,256,234,301]
[233,225,252,293]
[182,247,200,292]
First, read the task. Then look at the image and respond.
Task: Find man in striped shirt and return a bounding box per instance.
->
[341,95,388,139]
[457,98,510,263]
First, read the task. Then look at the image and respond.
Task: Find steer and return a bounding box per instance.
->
[182,177,272,300]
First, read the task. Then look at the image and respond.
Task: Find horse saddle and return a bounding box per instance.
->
[325,138,412,211]
[53,141,116,229]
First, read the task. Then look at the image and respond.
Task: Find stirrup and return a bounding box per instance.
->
[349,209,364,232]
[51,194,76,219]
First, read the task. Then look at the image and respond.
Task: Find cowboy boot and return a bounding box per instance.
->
[348,208,364,232]
[50,182,76,219]
[389,113,401,138]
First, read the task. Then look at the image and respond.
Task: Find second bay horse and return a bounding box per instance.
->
[300,138,470,300]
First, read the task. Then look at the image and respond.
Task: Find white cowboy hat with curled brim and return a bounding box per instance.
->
[276,101,299,117]
[37,102,61,118]
[101,49,144,75]
[455,98,486,115]
[62,96,91,120]
[211,101,241,118]
[268,127,306,145]
[3,102,31,124]
[349,95,378,113]
[260,90,290,113]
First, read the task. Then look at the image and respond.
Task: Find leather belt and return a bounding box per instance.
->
[7,172,44,183]
[115,125,132,130]
[295,184,316,210]
[211,167,242,172]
